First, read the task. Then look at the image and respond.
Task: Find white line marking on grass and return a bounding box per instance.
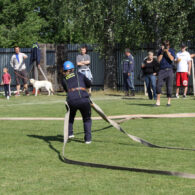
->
[0,113,195,121]
[0,97,124,107]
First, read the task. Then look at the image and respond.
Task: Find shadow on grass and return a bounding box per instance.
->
[27,125,114,161]
[27,133,190,179]
[27,123,131,147]
[55,93,66,97]
[122,97,146,100]
[126,103,154,107]
[105,94,123,97]
[28,134,64,162]
[74,125,112,135]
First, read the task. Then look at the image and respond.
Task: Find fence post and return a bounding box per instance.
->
[55,44,68,91]
[192,59,195,96]
[39,44,47,81]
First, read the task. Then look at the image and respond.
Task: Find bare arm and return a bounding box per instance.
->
[157,54,163,63]
[77,61,85,66]
[10,56,14,68]
[188,60,192,76]
[83,60,90,65]
[164,49,174,61]
[77,55,85,66]
[191,54,195,58]
[23,54,28,59]
[141,61,146,68]
[77,60,90,66]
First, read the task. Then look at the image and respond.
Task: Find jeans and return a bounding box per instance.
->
[123,72,135,91]
[144,74,157,100]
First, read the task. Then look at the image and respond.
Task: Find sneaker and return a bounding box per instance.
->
[68,135,75,139]
[85,141,92,144]
[183,95,187,98]
[15,92,20,96]
[176,94,179,99]
[25,90,30,96]
[130,91,135,96]
[167,104,171,107]
[6,96,10,100]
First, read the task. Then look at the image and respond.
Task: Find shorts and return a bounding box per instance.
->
[15,70,28,85]
[176,72,188,87]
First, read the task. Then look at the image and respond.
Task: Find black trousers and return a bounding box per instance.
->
[4,84,9,97]
[156,69,173,98]
[68,98,92,142]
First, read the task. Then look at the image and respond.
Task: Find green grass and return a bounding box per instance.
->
[0,93,195,194]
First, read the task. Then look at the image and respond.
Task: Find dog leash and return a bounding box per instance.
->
[13,65,34,80]
[13,65,48,81]
[62,100,195,179]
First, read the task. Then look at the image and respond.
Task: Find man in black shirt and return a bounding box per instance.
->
[62,61,92,144]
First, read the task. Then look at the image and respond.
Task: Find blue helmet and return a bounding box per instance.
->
[63,61,75,71]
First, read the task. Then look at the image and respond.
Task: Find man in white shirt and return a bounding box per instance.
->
[175,44,192,98]
[10,46,29,96]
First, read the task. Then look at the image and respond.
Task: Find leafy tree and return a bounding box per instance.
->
[129,0,195,50]
[0,0,46,47]
[0,0,195,89]
[63,0,137,89]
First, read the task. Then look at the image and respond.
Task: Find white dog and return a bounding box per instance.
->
[30,79,54,96]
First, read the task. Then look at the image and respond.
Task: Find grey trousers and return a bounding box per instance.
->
[156,69,173,98]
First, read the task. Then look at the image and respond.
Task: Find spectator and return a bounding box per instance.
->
[122,48,135,96]
[175,44,192,98]
[10,46,29,96]
[76,46,93,95]
[156,41,176,106]
[1,67,11,100]
[141,51,159,100]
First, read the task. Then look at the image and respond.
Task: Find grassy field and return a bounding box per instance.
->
[0,92,195,195]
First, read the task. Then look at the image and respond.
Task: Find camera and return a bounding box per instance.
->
[162,43,168,49]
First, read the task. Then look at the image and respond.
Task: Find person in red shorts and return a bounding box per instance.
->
[175,44,192,98]
[1,67,11,100]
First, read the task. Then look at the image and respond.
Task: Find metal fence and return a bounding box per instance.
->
[66,44,147,91]
[0,45,194,93]
[66,44,105,88]
[0,47,56,91]
[0,48,32,91]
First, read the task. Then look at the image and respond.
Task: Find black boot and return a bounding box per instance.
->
[130,91,135,96]
[125,91,129,96]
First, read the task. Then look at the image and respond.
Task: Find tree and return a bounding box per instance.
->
[129,0,195,51]
[0,0,195,89]
[0,0,46,47]
[62,0,138,89]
